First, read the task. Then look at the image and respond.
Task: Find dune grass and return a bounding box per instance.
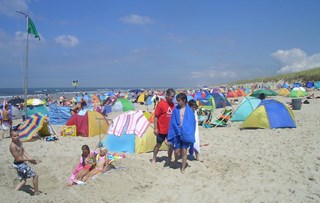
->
[230,67,320,85]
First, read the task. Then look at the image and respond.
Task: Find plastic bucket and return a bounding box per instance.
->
[292,99,302,110]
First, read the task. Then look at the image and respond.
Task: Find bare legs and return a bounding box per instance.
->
[33,175,40,195]
[15,174,40,195]
[152,142,173,165]
[181,148,188,174]
[151,143,161,164]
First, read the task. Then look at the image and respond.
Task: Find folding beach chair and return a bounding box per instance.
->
[198,108,213,126]
[209,108,233,128]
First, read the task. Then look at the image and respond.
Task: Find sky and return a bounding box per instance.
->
[1,0,320,88]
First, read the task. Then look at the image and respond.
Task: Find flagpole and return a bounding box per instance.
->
[16,11,29,120]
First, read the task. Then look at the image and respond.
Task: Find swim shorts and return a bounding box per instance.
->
[13,162,37,180]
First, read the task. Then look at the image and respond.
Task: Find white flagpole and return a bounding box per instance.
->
[16,11,29,120]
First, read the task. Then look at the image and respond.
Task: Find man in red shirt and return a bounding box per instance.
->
[151,88,176,165]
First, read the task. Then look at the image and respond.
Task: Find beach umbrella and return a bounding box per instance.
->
[27,98,45,106]
[112,98,135,112]
[8,98,24,106]
[18,113,47,142]
[251,89,278,97]
[129,89,144,93]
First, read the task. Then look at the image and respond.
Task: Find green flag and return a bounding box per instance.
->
[28,17,40,40]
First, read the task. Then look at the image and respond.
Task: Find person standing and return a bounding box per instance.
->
[188,99,200,161]
[9,128,40,195]
[168,93,196,173]
[1,104,12,139]
[151,88,176,165]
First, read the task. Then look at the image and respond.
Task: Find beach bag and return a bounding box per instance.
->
[61,125,77,136]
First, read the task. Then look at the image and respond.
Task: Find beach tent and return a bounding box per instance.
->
[48,104,71,125]
[292,82,301,88]
[226,90,237,98]
[66,109,109,137]
[314,81,320,89]
[211,88,221,94]
[137,92,146,103]
[104,111,166,153]
[231,97,261,122]
[211,93,231,109]
[197,98,215,110]
[278,88,291,96]
[193,91,206,101]
[112,98,135,112]
[8,98,24,106]
[288,87,307,98]
[11,106,22,120]
[245,88,252,95]
[145,96,153,106]
[282,83,290,89]
[306,81,314,88]
[27,104,49,117]
[236,89,246,97]
[240,99,296,129]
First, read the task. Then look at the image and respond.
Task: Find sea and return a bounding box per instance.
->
[0,87,133,100]
[0,87,169,101]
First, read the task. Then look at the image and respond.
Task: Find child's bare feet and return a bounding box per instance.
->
[34,191,41,195]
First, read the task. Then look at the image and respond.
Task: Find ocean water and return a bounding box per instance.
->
[0,87,132,99]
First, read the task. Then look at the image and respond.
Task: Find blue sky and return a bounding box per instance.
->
[1,0,320,88]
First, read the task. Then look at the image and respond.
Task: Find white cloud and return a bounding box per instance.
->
[272,48,320,73]
[0,0,29,17]
[120,14,153,25]
[55,35,79,47]
[15,31,44,42]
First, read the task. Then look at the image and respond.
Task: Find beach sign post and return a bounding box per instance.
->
[16,11,40,120]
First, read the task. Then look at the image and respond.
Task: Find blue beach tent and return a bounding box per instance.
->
[48,104,72,125]
[241,99,296,129]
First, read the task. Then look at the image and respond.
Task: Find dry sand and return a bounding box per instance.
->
[0,94,320,203]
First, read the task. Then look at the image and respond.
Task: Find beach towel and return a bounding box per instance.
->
[193,111,200,153]
[168,105,196,143]
[126,110,149,137]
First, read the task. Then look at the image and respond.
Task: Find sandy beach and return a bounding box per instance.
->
[0,94,320,203]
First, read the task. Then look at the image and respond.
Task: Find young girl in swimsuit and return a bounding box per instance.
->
[82,147,114,182]
[72,145,96,183]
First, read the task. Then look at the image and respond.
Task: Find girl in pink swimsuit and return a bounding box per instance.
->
[68,145,96,185]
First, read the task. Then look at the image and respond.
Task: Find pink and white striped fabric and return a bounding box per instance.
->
[107,110,149,137]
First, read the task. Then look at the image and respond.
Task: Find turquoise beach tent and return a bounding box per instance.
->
[314,81,320,89]
[241,99,296,129]
[104,111,166,153]
[231,97,261,122]
[27,105,49,117]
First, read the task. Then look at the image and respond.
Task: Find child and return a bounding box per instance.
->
[168,93,196,174]
[69,145,96,185]
[188,100,200,161]
[82,147,114,182]
[10,128,40,195]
